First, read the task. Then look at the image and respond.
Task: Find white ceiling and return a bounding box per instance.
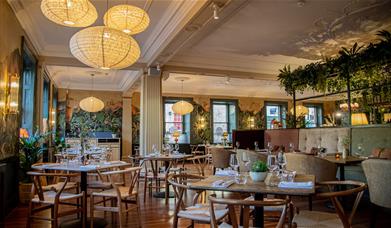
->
[169,0,391,76]
[8,0,207,90]
[46,65,140,91]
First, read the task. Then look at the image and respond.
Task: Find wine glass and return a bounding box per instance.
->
[355,143,364,157]
[174,144,180,154]
[229,154,239,171]
[288,142,294,152]
[277,151,287,170]
[235,141,240,149]
[242,151,250,168]
[266,154,277,172]
[267,142,273,153]
[254,141,259,151]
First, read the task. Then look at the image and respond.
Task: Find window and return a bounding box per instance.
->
[20,45,37,136]
[42,75,50,132]
[212,100,237,143]
[163,99,190,144]
[265,102,287,129]
[305,104,323,128]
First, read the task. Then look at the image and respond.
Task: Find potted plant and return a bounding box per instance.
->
[249,160,268,182]
[18,128,50,204]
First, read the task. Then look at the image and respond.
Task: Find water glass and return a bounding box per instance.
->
[235,141,240,149]
[288,142,294,152]
[229,154,239,171]
[234,173,248,185]
[267,154,277,172]
[281,170,296,182]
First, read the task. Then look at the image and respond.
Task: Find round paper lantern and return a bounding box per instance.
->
[41,0,97,27]
[69,26,140,70]
[104,4,150,35]
[172,101,194,115]
[79,96,104,112]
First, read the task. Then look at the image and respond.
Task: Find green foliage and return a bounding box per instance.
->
[238,109,264,129]
[284,113,308,129]
[19,129,50,183]
[251,160,268,172]
[191,103,211,144]
[278,30,391,95]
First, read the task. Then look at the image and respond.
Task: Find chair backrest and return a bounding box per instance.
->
[101,166,142,198]
[187,155,210,176]
[209,194,288,228]
[371,148,391,160]
[210,148,233,169]
[285,153,337,182]
[362,159,391,208]
[236,149,267,172]
[315,180,367,227]
[168,174,205,212]
[27,171,78,202]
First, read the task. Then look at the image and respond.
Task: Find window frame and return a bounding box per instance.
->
[264,101,288,129]
[304,103,323,128]
[163,97,192,144]
[211,99,238,144]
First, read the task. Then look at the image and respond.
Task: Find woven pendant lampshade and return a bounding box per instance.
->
[104,4,150,35]
[69,26,141,69]
[41,0,97,27]
[79,96,104,112]
[172,101,194,116]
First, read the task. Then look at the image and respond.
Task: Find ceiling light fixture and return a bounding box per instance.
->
[104,4,150,35]
[79,74,104,112]
[212,3,219,20]
[41,0,98,27]
[172,78,194,115]
[69,26,141,70]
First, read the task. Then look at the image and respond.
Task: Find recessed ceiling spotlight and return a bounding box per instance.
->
[212,3,219,20]
[297,0,306,7]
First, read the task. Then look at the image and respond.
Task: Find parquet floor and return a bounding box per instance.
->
[3,164,391,227]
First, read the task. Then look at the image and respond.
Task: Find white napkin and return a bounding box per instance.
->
[278,181,313,189]
[80,165,97,169]
[212,179,235,188]
[215,170,238,177]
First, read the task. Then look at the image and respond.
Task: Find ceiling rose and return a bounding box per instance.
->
[79,96,104,112]
[69,26,141,70]
[104,4,150,35]
[41,0,97,27]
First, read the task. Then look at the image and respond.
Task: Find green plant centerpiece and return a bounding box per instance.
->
[249,160,268,182]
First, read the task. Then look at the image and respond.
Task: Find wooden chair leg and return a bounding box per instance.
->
[118,198,123,228]
[90,195,95,228]
[26,202,33,228]
[308,196,312,211]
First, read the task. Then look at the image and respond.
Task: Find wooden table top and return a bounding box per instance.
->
[139,154,193,161]
[188,174,315,196]
[321,155,365,165]
[32,161,131,172]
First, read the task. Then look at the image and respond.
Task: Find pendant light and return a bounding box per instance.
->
[41,0,98,27]
[79,74,104,112]
[104,3,150,35]
[172,78,194,115]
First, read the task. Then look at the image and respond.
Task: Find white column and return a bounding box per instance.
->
[121,96,132,160]
[140,73,162,155]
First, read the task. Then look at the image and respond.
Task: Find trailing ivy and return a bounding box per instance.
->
[278,30,391,95]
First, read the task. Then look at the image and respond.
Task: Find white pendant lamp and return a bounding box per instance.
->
[69,26,140,70]
[172,78,194,115]
[104,4,150,35]
[41,0,98,27]
[79,74,104,112]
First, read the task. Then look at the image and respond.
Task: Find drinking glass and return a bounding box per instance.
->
[229,154,239,171]
[174,144,180,153]
[266,154,277,172]
[277,151,287,170]
[281,170,296,182]
[355,143,364,157]
[234,173,248,185]
[241,151,250,168]
[254,141,259,151]
[235,141,240,149]
[267,142,273,153]
[288,142,294,152]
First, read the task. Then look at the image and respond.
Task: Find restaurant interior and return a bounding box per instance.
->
[0,0,391,227]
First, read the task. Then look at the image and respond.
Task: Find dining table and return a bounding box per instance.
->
[31,161,131,227]
[320,155,365,180]
[188,174,316,228]
[139,153,193,204]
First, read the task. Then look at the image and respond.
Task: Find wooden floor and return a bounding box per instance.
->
[3,164,391,228]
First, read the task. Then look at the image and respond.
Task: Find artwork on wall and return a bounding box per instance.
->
[132,104,140,144]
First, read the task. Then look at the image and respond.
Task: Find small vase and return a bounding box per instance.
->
[249,172,267,182]
[342,148,348,159]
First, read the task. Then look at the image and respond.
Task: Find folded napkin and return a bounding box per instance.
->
[278,181,313,189]
[215,170,238,177]
[80,165,98,169]
[212,179,235,188]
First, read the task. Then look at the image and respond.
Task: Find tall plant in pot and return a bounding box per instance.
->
[18,128,50,203]
[249,160,268,182]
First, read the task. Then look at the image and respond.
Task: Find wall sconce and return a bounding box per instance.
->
[247,116,255,129]
[197,116,206,129]
[50,110,56,125]
[1,73,19,115]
